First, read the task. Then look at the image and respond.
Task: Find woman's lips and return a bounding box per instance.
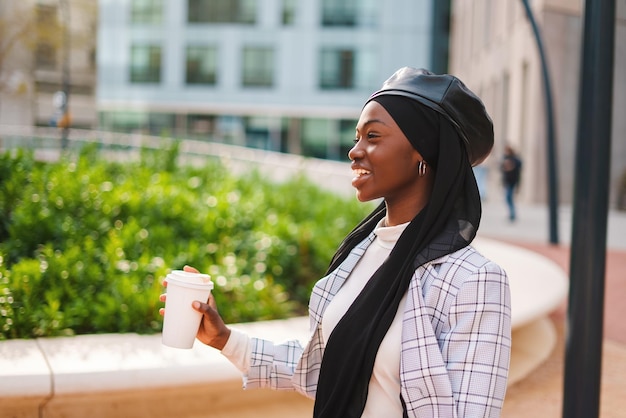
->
[351,168,371,188]
[352,168,371,177]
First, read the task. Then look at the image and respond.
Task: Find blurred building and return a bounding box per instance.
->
[0,0,98,128]
[449,0,626,207]
[97,0,450,160]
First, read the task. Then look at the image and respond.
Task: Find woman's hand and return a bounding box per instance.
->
[159,265,231,350]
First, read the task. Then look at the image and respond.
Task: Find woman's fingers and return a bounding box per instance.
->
[183,265,200,273]
[208,294,217,310]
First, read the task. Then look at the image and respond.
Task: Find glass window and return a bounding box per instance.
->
[35,43,57,69]
[99,111,173,135]
[35,4,58,69]
[282,0,296,25]
[321,0,356,26]
[187,114,217,137]
[188,0,256,24]
[300,118,358,160]
[131,0,163,24]
[301,118,331,159]
[186,45,217,85]
[241,116,284,151]
[319,49,355,89]
[338,119,358,160]
[130,45,162,83]
[242,47,274,87]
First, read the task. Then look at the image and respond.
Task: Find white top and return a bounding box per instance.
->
[222,219,409,417]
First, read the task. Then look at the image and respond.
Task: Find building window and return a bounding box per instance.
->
[321,0,357,26]
[131,0,163,24]
[186,46,217,85]
[99,111,175,136]
[300,118,356,160]
[301,118,331,159]
[187,114,217,137]
[483,0,492,47]
[130,45,162,83]
[319,49,355,89]
[35,43,57,69]
[242,47,274,87]
[35,4,58,69]
[282,0,296,25]
[338,119,358,160]
[187,0,256,24]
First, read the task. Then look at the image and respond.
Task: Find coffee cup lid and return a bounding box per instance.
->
[165,270,213,289]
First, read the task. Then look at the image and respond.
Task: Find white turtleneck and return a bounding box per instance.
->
[321,219,409,418]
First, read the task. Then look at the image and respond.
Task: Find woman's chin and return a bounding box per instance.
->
[354,191,377,203]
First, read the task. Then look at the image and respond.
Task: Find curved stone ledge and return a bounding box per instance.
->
[0,317,312,418]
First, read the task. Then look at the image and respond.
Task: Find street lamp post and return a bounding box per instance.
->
[519,0,559,245]
[563,1,616,417]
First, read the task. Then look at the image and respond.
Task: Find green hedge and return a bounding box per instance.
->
[0,144,370,339]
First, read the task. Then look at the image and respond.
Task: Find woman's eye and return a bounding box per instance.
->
[354,132,379,144]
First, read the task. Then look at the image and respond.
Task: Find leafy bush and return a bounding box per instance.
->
[0,144,370,339]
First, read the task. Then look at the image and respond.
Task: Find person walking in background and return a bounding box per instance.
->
[501,145,522,221]
[161,67,512,417]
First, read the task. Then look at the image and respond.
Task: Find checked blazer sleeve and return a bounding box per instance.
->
[244,336,307,391]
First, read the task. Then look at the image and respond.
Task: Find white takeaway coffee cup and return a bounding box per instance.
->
[161,270,214,349]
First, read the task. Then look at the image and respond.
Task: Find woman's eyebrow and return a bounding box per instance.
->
[356,119,389,131]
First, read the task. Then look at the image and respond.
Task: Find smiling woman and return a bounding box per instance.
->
[167,67,511,418]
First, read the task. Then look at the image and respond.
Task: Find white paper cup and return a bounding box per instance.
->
[161,270,214,349]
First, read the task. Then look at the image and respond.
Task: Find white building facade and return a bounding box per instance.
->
[97,0,442,160]
[449,0,626,207]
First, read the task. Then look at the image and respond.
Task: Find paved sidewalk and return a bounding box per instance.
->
[479,200,626,251]
[478,199,626,418]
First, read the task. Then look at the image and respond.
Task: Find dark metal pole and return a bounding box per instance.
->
[520,0,559,244]
[563,0,616,417]
[430,0,451,74]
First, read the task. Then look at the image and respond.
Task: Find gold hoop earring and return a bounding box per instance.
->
[418,160,427,177]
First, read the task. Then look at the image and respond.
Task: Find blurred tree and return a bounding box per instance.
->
[0,1,63,122]
[0,0,97,125]
[0,0,72,123]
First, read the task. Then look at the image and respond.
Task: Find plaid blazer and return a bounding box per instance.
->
[245,232,511,418]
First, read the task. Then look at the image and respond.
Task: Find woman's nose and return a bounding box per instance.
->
[348,141,363,161]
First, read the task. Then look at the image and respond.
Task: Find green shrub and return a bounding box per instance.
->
[0,144,370,339]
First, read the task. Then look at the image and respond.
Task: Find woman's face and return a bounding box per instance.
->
[348,101,425,205]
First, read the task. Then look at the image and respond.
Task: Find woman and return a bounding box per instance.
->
[161,67,511,417]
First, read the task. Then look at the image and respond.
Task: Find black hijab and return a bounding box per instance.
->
[312,93,483,417]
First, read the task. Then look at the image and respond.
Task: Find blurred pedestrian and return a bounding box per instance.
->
[501,145,522,221]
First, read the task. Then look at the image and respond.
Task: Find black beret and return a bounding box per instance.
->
[368,67,494,166]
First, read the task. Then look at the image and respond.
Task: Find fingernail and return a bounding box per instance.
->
[192,301,200,309]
